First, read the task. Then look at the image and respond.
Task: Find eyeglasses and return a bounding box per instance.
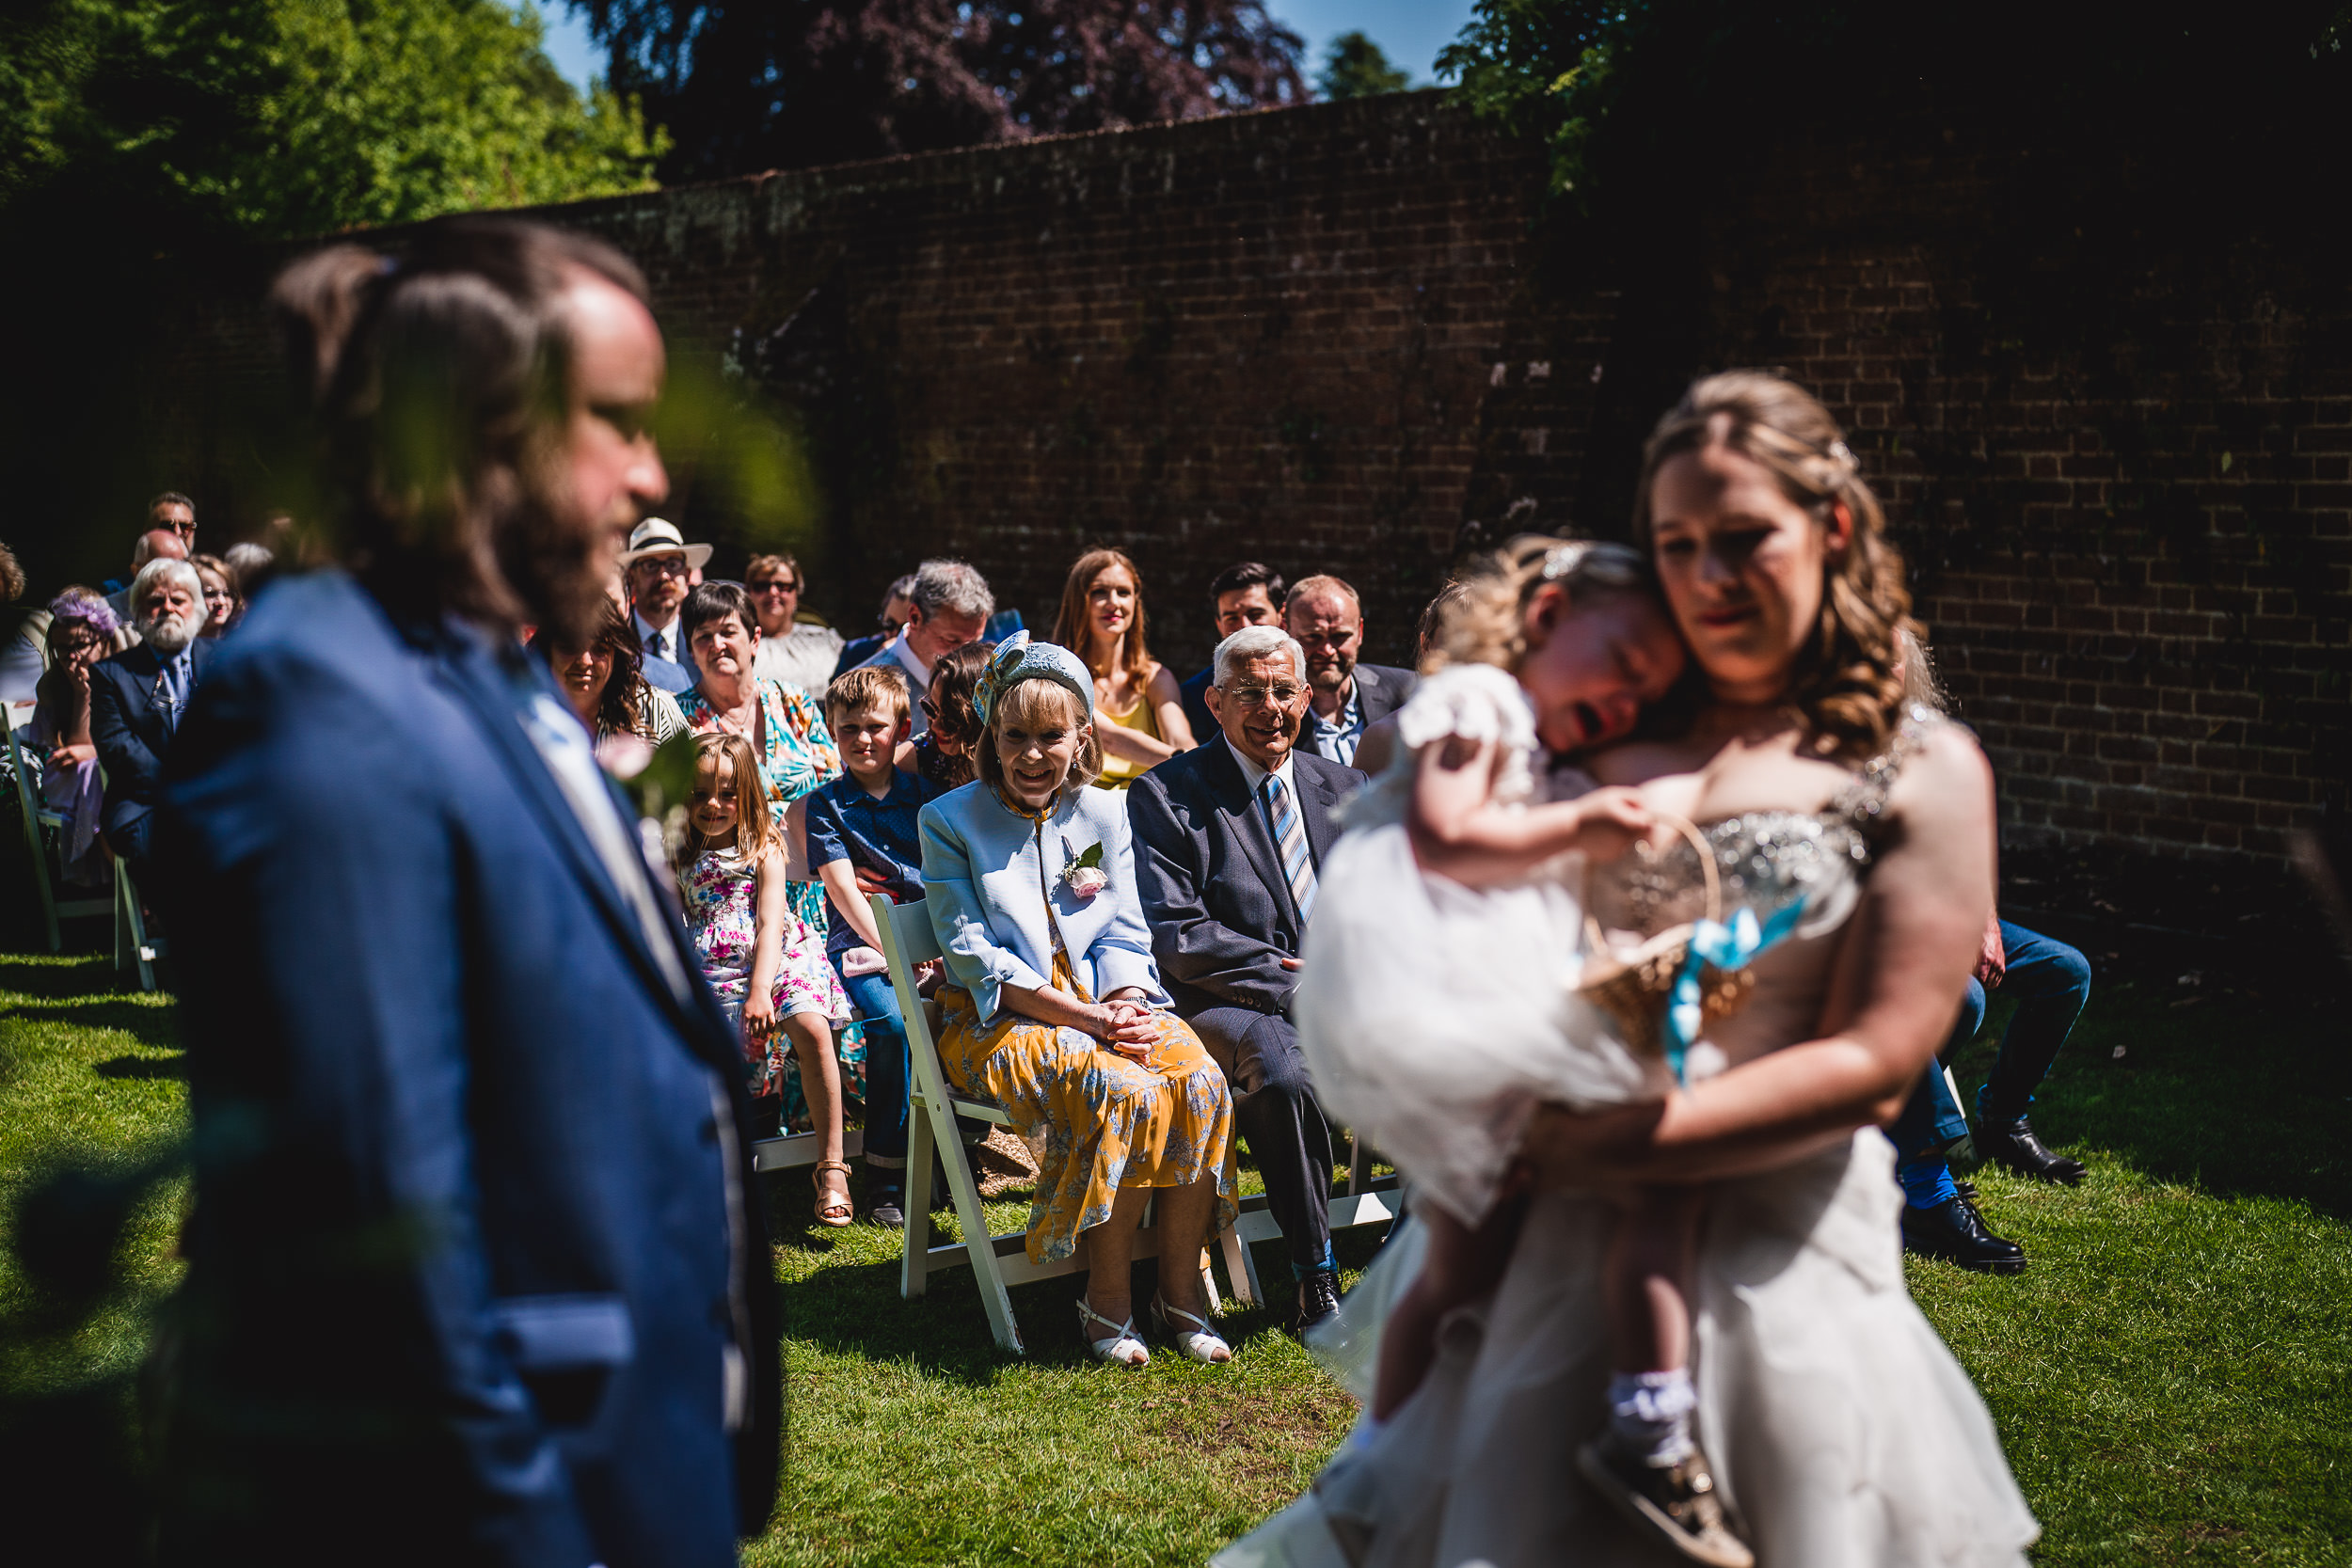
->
[635,555,691,578]
[163,519,198,537]
[1224,683,1306,708]
[1292,631,1355,649]
[747,578,799,596]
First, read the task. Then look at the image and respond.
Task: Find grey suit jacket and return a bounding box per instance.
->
[1296,661,1417,761]
[1127,736,1361,1020]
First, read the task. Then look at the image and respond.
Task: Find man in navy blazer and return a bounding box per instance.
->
[1128,626,1360,1333]
[153,218,779,1568]
[88,556,215,880]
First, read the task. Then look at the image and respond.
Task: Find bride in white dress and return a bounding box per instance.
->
[1220,370,2039,1568]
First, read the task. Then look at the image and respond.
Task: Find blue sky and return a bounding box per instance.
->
[526,1,1478,93]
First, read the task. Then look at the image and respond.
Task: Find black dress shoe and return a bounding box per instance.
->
[1901,1195,2026,1274]
[1953,1180,1978,1204]
[1978,1115,2086,1185]
[1293,1269,1343,1336]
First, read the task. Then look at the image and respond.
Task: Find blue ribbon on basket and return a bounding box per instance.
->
[1661,900,1808,1085]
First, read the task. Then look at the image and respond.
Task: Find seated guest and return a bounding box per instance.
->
[28,592,123,888]
[919,633,1237,1366]
[538,599,687,749]
[807,665,938,1226]
[901,639,994,791]
[105,527,190,627]
[1129,625,1359,1332]
[90,557,215,880]
[675,579,842,936]
[859,558,993,738]
[1178,562,1285,744]
[834,572,918,681]
[1049,547,1195,789]
[746,551,843,700]
[1284,573,1416,766]
[617,516,709,692]
[1892,914,2095,1273]
[191,553,237,639]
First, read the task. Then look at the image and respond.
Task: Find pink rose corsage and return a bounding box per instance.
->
[1060,838,1109,900]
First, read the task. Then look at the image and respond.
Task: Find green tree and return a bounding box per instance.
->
[1316,31,1412,101]
[0,0,664,238]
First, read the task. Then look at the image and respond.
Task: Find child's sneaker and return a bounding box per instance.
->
[1576,1434,1753,1567]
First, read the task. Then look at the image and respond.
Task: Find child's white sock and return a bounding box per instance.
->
[1605,1369,1696,1465]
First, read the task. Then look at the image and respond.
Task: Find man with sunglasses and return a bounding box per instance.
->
[744,551,842,700]
[1128,624,1361,1334]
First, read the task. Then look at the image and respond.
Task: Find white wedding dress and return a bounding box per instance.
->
[1222,694,2040,1568]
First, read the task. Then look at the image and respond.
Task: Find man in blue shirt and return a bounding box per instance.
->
[805,664,937,1225]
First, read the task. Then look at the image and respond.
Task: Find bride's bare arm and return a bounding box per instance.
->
[1408,736,1651,885]
[1525,724,1996,1186]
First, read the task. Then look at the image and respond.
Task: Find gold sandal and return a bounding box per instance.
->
[811,1160,855,1228]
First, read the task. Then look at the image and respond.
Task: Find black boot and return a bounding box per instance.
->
[1978,1114,2086,1185]
[1293,1268,1343,1337]
[1901,1194,2026,1274]
[865,1164,906,1228]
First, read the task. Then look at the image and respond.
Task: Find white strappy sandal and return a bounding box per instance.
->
[1151,1294,1232,1364]
[1077,1298,1150,1368]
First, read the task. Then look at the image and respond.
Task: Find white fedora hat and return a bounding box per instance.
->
[617,517,713,569]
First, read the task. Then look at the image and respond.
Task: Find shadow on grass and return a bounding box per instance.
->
[0,955,133,1001]
[94,1054,184,1081]
[3,996,182,1053]
[1951,982,2349,1219]
[767,1168,1397,1381]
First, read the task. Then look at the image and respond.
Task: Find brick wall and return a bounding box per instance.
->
[154,93,2347,870]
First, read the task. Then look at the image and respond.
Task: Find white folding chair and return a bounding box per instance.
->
[114,852,164,992]
[4,703,111,952]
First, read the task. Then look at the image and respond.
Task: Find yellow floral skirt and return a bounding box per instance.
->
[933,966,1236,1264]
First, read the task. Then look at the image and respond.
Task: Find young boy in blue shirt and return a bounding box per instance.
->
[805,665,937,1225]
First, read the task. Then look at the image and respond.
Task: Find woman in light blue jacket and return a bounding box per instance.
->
[919,634,1236,1367]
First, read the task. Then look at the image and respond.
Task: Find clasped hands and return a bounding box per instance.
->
[1089,988,1157,1063]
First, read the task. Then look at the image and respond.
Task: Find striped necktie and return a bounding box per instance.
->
[1262,773,1318,924]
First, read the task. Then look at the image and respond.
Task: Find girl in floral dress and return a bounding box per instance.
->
[674,580,843,935]
[679,732,861,1226]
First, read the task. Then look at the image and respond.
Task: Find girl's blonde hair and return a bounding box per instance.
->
[1428,535,1658,674]
[1050,546,1156,687]
[684,731,775,865]
[975,676,1104,797]
[1632,370,1919,762]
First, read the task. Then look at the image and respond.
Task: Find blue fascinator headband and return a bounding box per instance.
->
[972,630,1095,727]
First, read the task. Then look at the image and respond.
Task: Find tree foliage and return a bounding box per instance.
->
[573,0,1310,181]
[0,0,664,238]
[1315,31,1411,102]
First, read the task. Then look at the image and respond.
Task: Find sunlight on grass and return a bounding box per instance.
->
[2,952,2345,1565]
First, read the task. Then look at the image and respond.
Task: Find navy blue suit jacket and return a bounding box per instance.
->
[155,574,780,1568]
[1127,736,1359,1020]
[1178,666,1216,752]
[88,636,215,866]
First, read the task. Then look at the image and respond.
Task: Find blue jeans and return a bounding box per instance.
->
[1887,921,2093,1161]
[839,966,911,1164]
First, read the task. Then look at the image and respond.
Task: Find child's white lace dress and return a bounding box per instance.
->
[1295,662,1668,1227]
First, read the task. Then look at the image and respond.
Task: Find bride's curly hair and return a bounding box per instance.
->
[1631,371,1919,762]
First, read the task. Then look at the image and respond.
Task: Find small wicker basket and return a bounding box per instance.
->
[1577,814,1756,1059]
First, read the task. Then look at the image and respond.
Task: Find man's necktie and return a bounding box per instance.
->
[1263,774,1318,923]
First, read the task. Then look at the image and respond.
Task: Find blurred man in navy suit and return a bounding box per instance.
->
[154,218,780,1568]
[89,556,215,882]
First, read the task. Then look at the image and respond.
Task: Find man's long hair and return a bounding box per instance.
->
[270,216,649,643]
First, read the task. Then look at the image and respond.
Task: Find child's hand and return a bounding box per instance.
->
[741,993,778,1048]
[1567,787,1651,861]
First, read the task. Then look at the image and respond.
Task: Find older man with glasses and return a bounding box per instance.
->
[1127,624,1362,1334]
[745,551,843,700]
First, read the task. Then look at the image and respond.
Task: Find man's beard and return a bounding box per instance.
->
[497,483,618,651]
[142,608,204,657]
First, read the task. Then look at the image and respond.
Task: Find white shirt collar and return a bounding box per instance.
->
[889,633,930,691]
[1224,733,1297,800]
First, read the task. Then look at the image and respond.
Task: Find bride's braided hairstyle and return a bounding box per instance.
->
[1632,371,1919,763]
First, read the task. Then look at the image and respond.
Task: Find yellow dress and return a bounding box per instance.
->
[933,955,1236,1264]
[1092,689,1165,789]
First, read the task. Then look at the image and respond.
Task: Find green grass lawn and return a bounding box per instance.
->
[3,949,2346,1566]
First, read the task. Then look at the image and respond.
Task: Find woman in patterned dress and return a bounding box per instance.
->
[918,634,1237,1367]
[674,579,842,936]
